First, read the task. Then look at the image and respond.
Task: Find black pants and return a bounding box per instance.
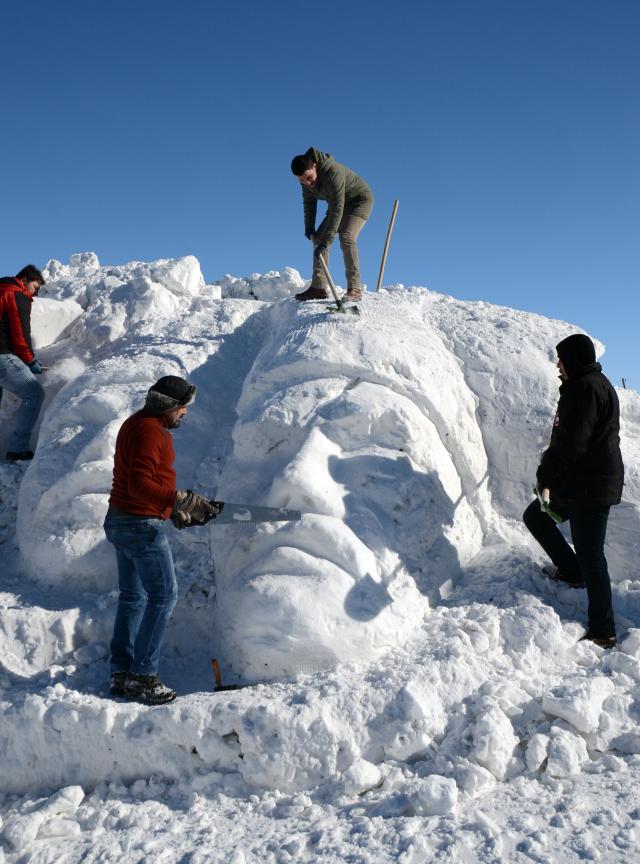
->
[523,500,615,638]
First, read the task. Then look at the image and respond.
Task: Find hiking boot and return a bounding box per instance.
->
[342,287,362,303]
[295,286,328,302]
[110,671,128,696]
[6,450,34,462]
[579,630,617,649]
[544,567,585,589]
[123,673,177,705]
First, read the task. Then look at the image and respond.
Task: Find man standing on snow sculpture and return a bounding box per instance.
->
[523,333,624,648]
[291,147,373,303]
[0,265,46,461]
[104,376,221,705]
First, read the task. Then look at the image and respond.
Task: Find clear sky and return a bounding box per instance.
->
[2,0,638,387]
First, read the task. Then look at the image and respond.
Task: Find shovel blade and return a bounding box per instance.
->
[327,304,360,316]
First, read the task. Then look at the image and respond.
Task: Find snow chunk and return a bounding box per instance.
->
[525,733,550,772]
[408,775,458,816]
[2,812,46,851]
[546,726,589,776]
[621,629,640,659]
[341,759,382,795]
[1,786,84,851]
[36,817,82,840]
[217,268,305,300]
[31,297,83,349]
[542,676,615,733]
[70,251,100,272]
[150,255,205,297]
[37,785,85,817]
[471,702,519,780]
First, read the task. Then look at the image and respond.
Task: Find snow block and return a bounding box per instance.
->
[542,676,615,734]
[546,726,588,777]
[408,775,458,816]
[471,702,519,780]
[31,297,84,349]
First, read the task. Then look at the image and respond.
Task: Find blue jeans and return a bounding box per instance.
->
[0,354,45,452]
[104,512,178,677]
[523,500,615,638]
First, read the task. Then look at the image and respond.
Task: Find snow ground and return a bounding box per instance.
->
[1,253,639,862]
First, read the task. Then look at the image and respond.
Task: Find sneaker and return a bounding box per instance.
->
[6,450,34,462]
[579,630,617,649]
[342,288,362,302]
[110,671,128,696]
[295,286,329,302]
[123,673,177,705]
[544,567,585,589]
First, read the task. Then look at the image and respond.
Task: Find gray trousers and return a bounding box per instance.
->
[312,214,366,293]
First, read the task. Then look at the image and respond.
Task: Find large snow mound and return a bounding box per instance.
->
[13,255,640,686]
[2,254,640,858]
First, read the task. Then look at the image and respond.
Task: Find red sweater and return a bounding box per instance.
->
[109,410,178,518]
[0,277,35,364]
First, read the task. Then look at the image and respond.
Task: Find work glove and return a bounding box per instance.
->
[534,484,551,511]
[171,490,222,529]
[313,243,327,260]
[28,360,43,374]
[533,485,565,524]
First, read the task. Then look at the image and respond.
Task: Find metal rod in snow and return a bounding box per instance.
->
[376,199,399,292]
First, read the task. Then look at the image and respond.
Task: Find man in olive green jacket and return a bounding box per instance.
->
[291,147,373,302]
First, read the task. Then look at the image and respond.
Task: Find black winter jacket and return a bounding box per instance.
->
[537,362,624,507]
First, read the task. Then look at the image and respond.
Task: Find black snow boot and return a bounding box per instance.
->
[124,673,177,705]
[544,567,585,589]
[110,672,128,696]
[579,630,617,649]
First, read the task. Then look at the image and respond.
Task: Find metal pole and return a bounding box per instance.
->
[376,199,399,292]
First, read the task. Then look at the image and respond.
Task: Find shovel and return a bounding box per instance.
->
[317,253,360,316]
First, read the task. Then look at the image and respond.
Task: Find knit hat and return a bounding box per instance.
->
[556,333,596,378]
[145,376,196,415]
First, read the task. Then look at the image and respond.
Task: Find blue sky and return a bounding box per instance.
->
[2,0,638,386]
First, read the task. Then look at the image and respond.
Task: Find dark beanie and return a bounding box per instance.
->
[556,333,596,377]
[145,376,196,415]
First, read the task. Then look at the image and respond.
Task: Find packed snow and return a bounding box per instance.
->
[1,252,639,862]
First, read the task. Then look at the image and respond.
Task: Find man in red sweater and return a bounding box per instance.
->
[0,265,46,461]
[104,375,218,705]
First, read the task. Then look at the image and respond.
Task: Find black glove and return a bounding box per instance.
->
[171,491,222,529]
[29,360,43,374]
[313,243,327,259]
[536,465,550,489]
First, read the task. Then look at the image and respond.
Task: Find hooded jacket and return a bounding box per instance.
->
[301,147,373,247]
[537,338,624,507]
[0,277,35,364]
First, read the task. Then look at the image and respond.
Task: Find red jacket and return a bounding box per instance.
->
[109,410,178,518]
[0,277,35,364]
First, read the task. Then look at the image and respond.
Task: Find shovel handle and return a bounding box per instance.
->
[317,253,343,308]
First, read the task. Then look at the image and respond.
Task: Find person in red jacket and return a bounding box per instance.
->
[104,376,219,705]
[0,265,46,461]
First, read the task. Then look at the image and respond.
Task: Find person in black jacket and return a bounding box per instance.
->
[0,265,46,461]
[523,333,624,648]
